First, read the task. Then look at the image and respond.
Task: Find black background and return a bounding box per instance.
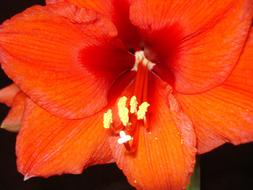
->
[0,1,253,190]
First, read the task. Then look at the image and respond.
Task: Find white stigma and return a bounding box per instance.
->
[117,131,133,144]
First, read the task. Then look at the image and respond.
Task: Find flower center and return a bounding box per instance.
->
[103,51,155,152]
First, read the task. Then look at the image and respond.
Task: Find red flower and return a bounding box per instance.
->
[0,1,253,189]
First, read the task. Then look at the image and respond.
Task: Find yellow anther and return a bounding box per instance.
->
[137,102,150,120]
[130,96,138,114]
[117,96,129,126]
[117,131,132,144]
[117,96,128,108]
[103,109,113,129]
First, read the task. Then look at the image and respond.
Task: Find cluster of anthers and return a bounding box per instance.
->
[103,51,155,152]
[103,96,150,151]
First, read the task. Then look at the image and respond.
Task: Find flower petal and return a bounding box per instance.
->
[110,76,196,190]
[46,0,64,4]
[176,28,253,154]
[0,84,19,106]
[130,0,253,93]
[177,86,253,154]
[67,0,113,17]
[224,28,253,93]
[0,3,132,119]
[17,100,113,177]
[66,0,141,49]
[1,92,26,132]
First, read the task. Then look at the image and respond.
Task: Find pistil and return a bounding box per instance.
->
[103,51,155,152]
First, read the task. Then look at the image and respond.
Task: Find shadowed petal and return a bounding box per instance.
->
[130,0,253,93]
[110,76,196,190]
[1,92,26,132]
[0,3,133,119]
[0,84,19,106]
[17,100,113,177]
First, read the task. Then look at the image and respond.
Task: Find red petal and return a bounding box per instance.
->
[130,0,253,93]
[1,92,26,132]
[110,76,196,190]
[0,84,19,106]
[176,28,253,154]
[17,100,113,177]
[0,3,132,119]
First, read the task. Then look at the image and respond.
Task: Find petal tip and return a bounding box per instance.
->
[1,123,20,132]
[23,174,34,181]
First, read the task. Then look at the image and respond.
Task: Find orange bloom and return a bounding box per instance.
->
[0,1,253,189]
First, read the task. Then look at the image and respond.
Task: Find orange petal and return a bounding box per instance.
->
[17,100,113,178]
[0,3,132,119]
[67,0,113,17]
[177,87,253,154]
[1,92,26,132]
[0,84,19,106]
[130,0,253,93]
[110,76,196,190]
[176,28,253,154]
[224,28,253,93]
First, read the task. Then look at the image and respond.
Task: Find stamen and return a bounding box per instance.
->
[117,96,129,126]
[132,51,144,71]
[132,51,156,71]
[102,50,155,152]
[130,96,138,114]
[137,102,150,120]
[144,59,156,70]
[103,109,113,129]
[117,131,133,144]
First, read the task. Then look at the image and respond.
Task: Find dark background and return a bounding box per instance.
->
[0,1,253,190]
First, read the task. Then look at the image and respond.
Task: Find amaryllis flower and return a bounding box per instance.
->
[0,0,253,190]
